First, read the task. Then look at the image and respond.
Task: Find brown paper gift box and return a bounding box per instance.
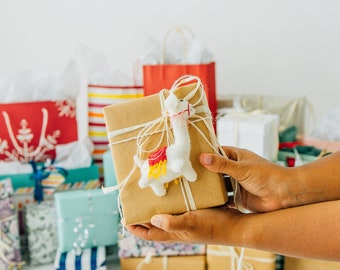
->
[206,245,276,270]
[103,77,228,225]
[284,257,340,270]
[120,255,206,270]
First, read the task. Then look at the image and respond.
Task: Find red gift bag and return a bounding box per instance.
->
[142,27,217,122]
[143,62,217,119]
[0,100,78,162]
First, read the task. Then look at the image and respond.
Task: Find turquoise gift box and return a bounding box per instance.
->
[103,149,117,188]
[54,189,119,253]
[1,162,100,190]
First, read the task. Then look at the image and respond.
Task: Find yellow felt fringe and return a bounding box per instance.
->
[148,161,167,179]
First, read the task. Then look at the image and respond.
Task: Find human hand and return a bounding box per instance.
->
[126,207,245,245]
[200,146,290,212]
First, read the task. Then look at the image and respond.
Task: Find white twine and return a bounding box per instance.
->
[102,75,242,220]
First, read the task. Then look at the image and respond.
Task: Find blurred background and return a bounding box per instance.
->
[1,0,340,121]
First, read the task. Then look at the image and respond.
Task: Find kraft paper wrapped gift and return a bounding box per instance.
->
[54,246,107,270]
[217,112,279,161]
[206,245,276,270]
[284,256,340,270]
[103,75,228,225]
[54,189,119,253]
[120,255,206,270]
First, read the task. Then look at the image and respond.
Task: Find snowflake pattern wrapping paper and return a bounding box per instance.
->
[0,100,78,162]
[24,200,58,265]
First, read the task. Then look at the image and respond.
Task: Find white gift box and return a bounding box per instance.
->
[217,113,279,161]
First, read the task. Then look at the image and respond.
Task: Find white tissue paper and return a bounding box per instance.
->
[138,27,214,65]
[0,139,94,175]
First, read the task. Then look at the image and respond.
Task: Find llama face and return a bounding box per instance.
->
[166,94,195,119]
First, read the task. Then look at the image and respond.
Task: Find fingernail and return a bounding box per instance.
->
[201,154,212,165]
[151,215,162,228]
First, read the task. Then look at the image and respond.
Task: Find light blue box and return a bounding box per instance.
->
[54,189,119,252]
[103,150,117,188]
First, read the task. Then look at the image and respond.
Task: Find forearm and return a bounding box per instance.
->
[281,151,340,208]
[236,200,340,261]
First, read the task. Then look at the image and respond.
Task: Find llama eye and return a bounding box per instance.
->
[179,99,184,102]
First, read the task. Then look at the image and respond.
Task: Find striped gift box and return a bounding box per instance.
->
[88,84,143,181]
[54,246,106,270]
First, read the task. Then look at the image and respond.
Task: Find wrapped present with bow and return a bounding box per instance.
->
[103,75,228,225]
[0,178,25,270]
[54,189,119,253]
[206,245,277,270]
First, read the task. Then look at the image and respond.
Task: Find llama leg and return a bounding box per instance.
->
[183,164,197,182]
[150,182,167,197]
[167,158,185,173]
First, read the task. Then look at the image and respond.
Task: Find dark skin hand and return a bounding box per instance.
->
[126,147,340,261]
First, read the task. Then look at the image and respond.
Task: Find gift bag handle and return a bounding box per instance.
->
[161,26,196,64]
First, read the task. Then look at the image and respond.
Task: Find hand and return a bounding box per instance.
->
[200,146,289,212]
[126,207,245,245]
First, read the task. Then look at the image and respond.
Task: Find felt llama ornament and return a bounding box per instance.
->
[134,92,197,196]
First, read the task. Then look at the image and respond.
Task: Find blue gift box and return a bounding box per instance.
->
[54,189,119,253]
[54,246,106,270]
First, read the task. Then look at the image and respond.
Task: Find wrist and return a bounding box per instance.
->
[277,167,303,209]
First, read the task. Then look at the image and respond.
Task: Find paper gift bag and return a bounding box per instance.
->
[219,94,309,134]
[88,83,143,181]
[0,99,78,162]
[142,27,217,121]
[103,75,227,225]
[143,62,217,120]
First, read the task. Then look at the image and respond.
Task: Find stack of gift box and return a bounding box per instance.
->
[0,75,121,269]
[2,68,340,270]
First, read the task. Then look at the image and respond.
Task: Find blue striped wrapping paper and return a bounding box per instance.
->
[54,246,106,270]
[87,84,143,180]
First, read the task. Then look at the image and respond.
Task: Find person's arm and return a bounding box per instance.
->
[127,200,340,261]
[200,147,340,212]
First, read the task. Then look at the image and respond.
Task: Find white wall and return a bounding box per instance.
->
[1,0,340,128]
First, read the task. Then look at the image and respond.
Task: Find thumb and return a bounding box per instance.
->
[151,214,187,232]
[199,153,236,175]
